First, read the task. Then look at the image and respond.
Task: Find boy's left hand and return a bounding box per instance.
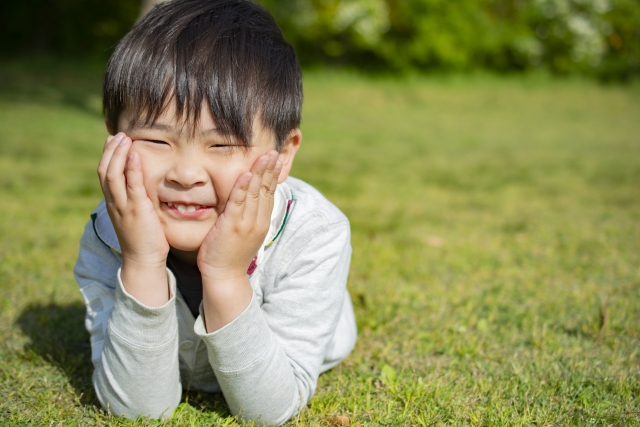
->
[197,150,282,284]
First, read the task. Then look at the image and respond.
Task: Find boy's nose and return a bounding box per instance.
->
[166,155,208,188]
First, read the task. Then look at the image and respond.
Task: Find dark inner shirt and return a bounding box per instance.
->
[166,253,203,318]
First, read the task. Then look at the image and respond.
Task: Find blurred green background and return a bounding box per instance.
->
[1,0,639,80]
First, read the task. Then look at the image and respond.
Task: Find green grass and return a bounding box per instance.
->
[0,59,639,426]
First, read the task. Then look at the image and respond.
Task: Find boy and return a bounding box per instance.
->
[73,0,357,425]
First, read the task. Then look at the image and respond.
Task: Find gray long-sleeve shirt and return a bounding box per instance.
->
[73,177,357,425]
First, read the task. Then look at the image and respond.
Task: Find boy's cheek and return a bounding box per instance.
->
[211,161,252,195]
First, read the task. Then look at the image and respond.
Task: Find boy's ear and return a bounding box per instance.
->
[105,119,115,135]
[277,129,301,184]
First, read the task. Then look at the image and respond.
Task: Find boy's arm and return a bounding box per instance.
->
[195,217,352,426]
[97,133,171,307]
[73,132,181,419]
[74,217,182,419]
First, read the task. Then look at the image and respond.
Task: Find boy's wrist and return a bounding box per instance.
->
[201,274,253,332]
[121,258,171,307]
[198,261,250,284]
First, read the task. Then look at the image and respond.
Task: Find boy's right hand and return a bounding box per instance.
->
[98,133,171,306]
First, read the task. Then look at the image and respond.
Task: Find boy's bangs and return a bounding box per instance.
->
[103,0,302,148]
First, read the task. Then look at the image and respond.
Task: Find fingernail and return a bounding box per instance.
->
[119,136,129,146]
[275,160,283,170]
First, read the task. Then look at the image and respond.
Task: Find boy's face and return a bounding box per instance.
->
[115,103,299,255]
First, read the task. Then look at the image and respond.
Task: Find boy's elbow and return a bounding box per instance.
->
[97,394,178,421]
[93,370,181,421]
[232,387,303,427]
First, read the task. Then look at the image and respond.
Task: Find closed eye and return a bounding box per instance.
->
[148,139,169,145]
[209,144,243,149]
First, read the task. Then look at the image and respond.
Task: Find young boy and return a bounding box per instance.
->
[73,0,357,425]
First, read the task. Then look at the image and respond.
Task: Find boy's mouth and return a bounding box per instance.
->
[164,202,214,218]
[168,202,205,213]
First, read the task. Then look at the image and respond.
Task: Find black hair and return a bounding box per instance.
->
[103,0,302,149]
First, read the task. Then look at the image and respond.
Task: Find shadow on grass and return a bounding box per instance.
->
[181,389,232,419]
[16,302,232,419]
[16,302,97,406]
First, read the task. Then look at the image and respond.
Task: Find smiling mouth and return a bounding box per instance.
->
[167,202,211,213]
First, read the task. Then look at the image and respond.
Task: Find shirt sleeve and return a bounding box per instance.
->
[73,219,182,419]
[194,218,352,426]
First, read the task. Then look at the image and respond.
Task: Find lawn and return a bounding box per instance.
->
[0,60,639,426]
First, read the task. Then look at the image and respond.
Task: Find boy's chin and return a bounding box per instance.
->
[165,234,205,253]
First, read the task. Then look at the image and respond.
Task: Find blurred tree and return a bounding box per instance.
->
[517,0,615,73]
[599,0,640,80]
[0,0,139,57]
[377,0,518,71]
[258,0,390,67]
[260,0,528,71]
[0,0,637,79]
[260,0,639,78]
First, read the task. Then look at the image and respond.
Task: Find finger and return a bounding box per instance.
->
[244,154,269,220]
[103,135,116,152]
[260,150,279,197]
[269,159,283,194]
[125,151,148,203]
[257,159,282,223]
[104,134,133,207]
[225,172,252,220]
[98,134,123,179]
[98,133,126,200]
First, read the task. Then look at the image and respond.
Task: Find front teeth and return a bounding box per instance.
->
[168,202,200,213]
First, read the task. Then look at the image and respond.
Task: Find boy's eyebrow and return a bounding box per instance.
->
[127,120,221,136]
[127,121,172,132]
